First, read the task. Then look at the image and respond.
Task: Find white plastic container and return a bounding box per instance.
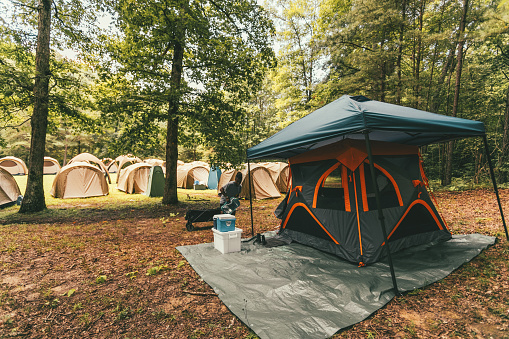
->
[212,227,242,254]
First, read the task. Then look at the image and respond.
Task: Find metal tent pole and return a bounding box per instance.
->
[247,158,255,237]
[364,132,400,296]
[483,135,509,240]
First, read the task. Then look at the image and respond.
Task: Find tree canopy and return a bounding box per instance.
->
[1,0,509,209]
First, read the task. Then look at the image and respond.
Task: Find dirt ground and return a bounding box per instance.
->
[0,188,508,338]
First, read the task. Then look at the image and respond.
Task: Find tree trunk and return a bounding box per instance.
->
[396,0,407,105]
[497,85,509,183]
[430,47,455,113]
[426,0,447,112]
[414,0,426,109]
[19,0,51,213]
[443,0,469,186]
[163,24,186,205]
[379,30,386,102]
[63,139,68,166]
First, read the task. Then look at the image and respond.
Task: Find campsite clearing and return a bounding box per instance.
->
[0,182,507,338]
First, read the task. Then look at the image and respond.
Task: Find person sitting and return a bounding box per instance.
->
[219,172,243,215]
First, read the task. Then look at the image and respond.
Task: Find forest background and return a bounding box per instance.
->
[1,0,509,208]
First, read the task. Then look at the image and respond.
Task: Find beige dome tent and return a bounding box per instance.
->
[177,162,210,188]
[217,168,237,192]
[239,165,281,200]
[144,159,166,174]
[117,163,152,194]
[68,153,111,183]
[107,162,119,173]
[0,156,28,175]
[43,157,61,175]
[217,165,281,200]
[114,155,142,183]
[144,159,164,166]
[102,158,117,173]
[0,167,21,208]
[259,162,290,193]
[50,162,109,199]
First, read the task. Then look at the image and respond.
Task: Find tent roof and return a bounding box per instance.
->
[247,95,485,160]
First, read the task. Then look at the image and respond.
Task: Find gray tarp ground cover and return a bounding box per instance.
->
[177,233,495,339]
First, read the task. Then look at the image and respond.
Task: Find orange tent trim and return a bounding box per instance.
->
[359,164,369,212]
[282,202,340,245]
[352,174,363,255]
[365,160,404,207]
[312,163,341,208]
[381,199,444,246]
[342,165,351,212]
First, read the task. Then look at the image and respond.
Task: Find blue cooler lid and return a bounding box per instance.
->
[215,214,235,220]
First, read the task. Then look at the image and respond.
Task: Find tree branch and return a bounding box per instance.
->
[9,0,38,10]
[51,0,91,44]
[1,117,31,129]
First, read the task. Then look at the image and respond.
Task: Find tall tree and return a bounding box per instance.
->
[442,0,469,186]
[321,0,403,102]
[266,0,325,120]
[480,0,509,182]
[97,0,275,204]
[3,0,100,212]
[19,0,52,212]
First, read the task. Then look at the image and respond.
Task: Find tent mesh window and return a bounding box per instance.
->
[362,163,400,210]
[285,205,332,241]
[316,165,346,211]
[389,203,443,242]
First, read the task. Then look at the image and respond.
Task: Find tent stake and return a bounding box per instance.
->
[364,132,400,296]
[247,158,255,236]
[483,135,509,240]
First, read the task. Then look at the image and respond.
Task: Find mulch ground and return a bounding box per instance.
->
[0,188,508,338]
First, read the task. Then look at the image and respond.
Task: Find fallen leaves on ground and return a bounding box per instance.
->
[0,188,507,338]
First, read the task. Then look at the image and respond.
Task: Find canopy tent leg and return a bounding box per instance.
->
[247,159,255,236]
[364,132,400,296]
[482,135,509,240]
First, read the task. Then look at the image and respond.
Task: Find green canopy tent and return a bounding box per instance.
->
[246,94,508,294]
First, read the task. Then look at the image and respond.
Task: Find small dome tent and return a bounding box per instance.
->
[259,162,290,193]
[117,163,152,194]
[50,162,109,199]
[144,159,164,166]
[43,157,61,175]
[177,162,210,189]
[0,168,21,208]
[144,159,166,174]
[217,169,236,192]
[0,156,28,175]
[217,165,281,200]
[68,153,111,183]
[102,158,116,173]
[239,165,281,200]
[114,155,142,183]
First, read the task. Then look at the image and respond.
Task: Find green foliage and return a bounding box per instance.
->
[152,309,175,321]
[146,264,169,276]
[87,0,276,171]
[1,0,509,188]
[125,271,138,280]
[62,288,76,297]
[95,275,107,284]
[115,303,131,321]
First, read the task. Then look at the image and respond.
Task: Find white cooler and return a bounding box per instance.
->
[212,227,242,254]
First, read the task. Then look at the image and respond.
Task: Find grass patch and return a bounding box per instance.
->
[0,173,217,224]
